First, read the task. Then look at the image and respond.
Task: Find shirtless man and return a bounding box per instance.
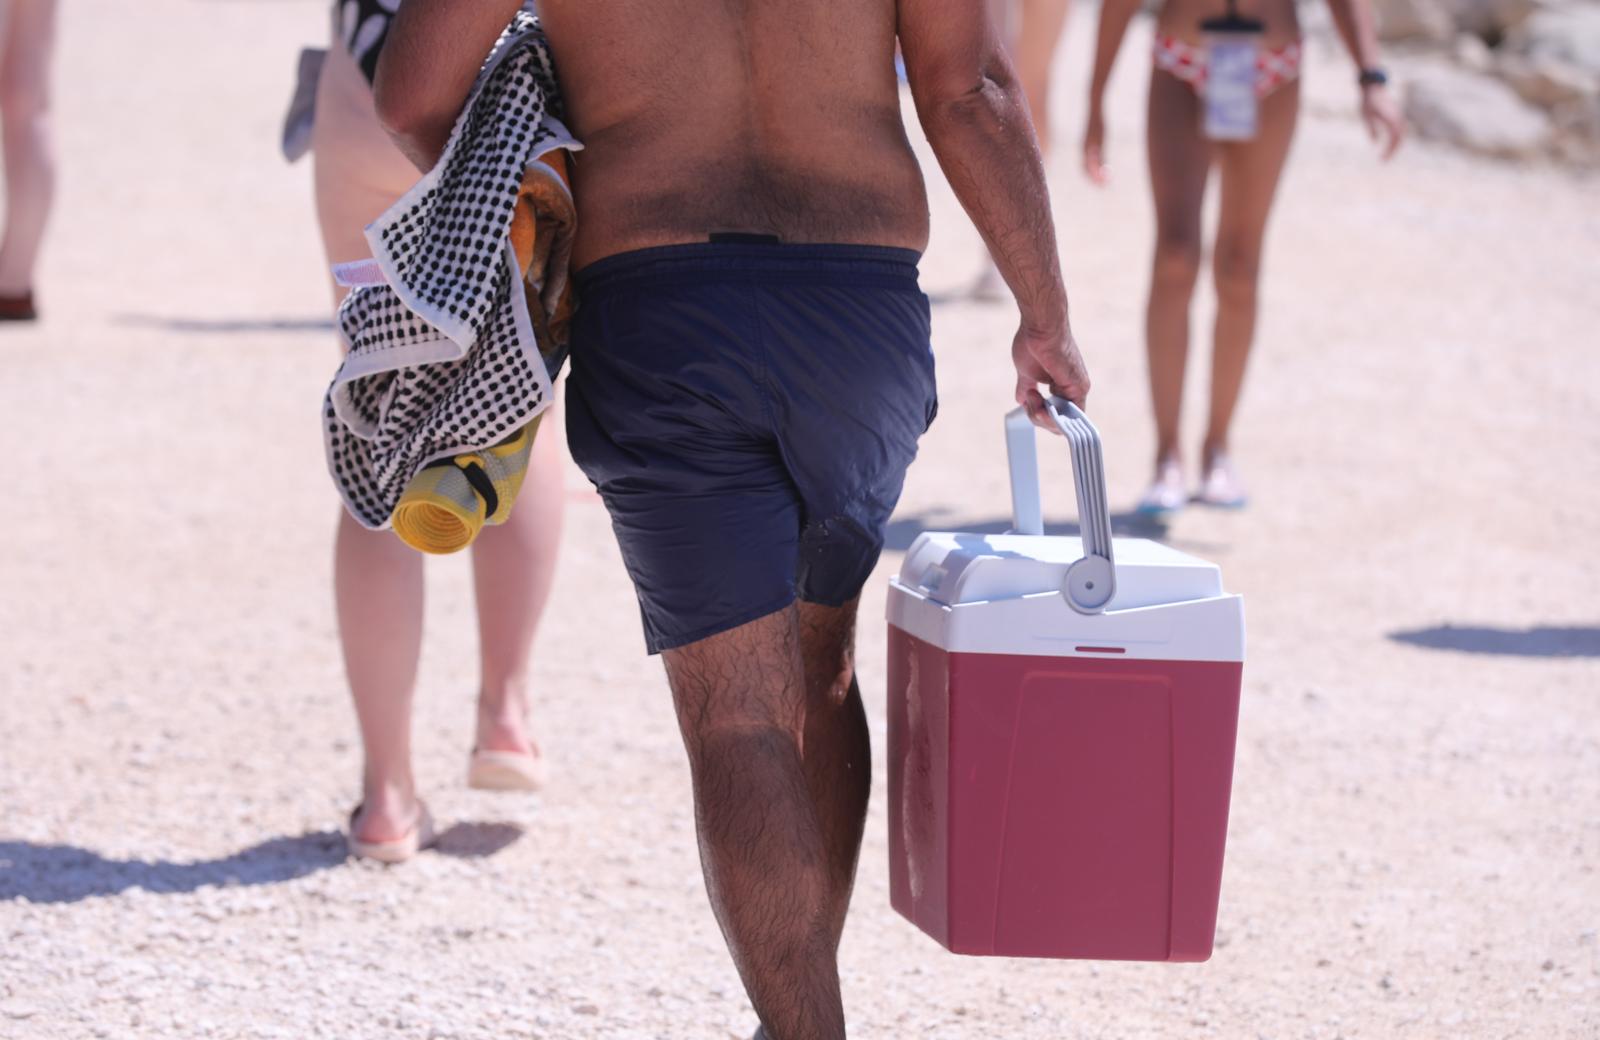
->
[376,2,1089,1035]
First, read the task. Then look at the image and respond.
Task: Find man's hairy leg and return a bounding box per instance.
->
[798,599,872,952]
[664,608,847,1040]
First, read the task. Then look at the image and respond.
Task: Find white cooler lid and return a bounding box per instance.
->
[889,532,1245,662]
[899,532,1222,608]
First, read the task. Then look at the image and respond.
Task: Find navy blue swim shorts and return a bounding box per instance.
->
[565,241,937,654]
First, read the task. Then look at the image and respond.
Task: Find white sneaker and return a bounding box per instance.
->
[1196,454,1249,509]
[1135,460,1188,517]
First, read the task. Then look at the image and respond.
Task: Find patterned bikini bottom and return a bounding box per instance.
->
[1152,35,1304,98]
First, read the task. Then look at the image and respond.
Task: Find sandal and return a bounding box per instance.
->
[346,799,436,863]
[468,747,547,792]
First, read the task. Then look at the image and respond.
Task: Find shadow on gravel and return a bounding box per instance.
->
[0,831,346,904]
[1387,624,1600,659]
[883,510,1182,554]
[433,822,525,859]
[113,313,335,335]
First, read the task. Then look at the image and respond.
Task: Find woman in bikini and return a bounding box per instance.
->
[1083,0,1403,513]
[312,0,563,861]
[0,0,58,323]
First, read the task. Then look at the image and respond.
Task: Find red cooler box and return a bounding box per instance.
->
[887,400,1244,961]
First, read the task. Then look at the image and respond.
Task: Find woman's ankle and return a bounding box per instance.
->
[355,774,419,840]
[476,679,535,754]
[361,766,415,803]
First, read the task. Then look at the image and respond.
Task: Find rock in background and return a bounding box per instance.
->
[1376,0,1457,42]
[1373,0,1600,165]
[1503,3,1600,74]
[1404,64,1554,155]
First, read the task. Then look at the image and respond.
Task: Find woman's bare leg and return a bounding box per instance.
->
[470,406,565,756]
[0,0,59,298]
[315,33,565,831]
[334,510,426,840]
[1144,69,1213,474]
[314,36,431,844]
[1205,81,1300,483]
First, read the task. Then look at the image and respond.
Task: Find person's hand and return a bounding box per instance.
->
[1361,84,1404,160]
[1083,106,1110,185]
[1013,321,1091,433]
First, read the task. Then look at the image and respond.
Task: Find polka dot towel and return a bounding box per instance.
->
[324,11,580,530]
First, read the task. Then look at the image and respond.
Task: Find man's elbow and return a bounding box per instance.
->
[371,79,454,168]
[906,43,1018,117]
[372,77,438,141]
[914,69,1018,138]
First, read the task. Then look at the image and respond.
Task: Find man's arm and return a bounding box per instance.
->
[1082,0,1141,184]
[372,0,524,170]
[898,0,1089,423]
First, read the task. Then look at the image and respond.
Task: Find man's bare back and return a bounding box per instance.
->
[538,0,930,269]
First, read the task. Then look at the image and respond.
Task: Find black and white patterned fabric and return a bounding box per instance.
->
[337,1,540,86]
[324,11,579,530]
[336,0,400,83]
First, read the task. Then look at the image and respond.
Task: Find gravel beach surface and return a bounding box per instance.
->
[2,3,1596,1038]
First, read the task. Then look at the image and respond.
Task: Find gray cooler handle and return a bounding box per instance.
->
[1004,398,1117,614]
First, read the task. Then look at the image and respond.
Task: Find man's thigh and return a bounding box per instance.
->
[663,606,806,742]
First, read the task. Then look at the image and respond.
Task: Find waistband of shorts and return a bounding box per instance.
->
[574,242,924,293]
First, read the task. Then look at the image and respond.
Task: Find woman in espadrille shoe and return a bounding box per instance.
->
[309,0,562,862]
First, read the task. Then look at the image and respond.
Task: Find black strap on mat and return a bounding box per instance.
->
[459,461,500,519]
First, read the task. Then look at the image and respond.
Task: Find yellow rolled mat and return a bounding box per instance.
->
[391,418,541,555]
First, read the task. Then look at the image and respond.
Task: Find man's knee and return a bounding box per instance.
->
[679,726,816,867]
[670,671,806,748]
[687,722,803,779]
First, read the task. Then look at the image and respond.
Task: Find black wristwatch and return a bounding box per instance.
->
[1358,67,1389,88]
